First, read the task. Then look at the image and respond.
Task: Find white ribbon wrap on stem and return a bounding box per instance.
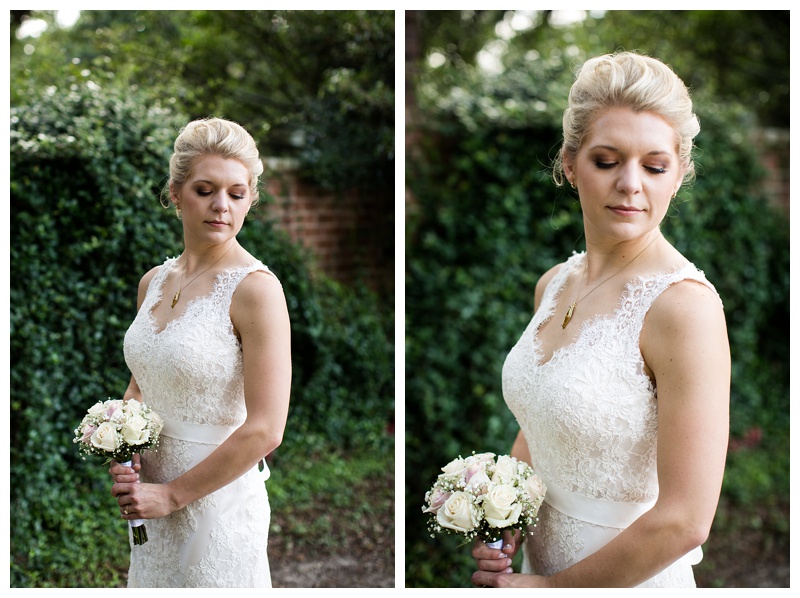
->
[486,539,504,549]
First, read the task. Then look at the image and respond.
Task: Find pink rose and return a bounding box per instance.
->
[79,424,97,443]
[464,460,490,492]
[423,488,452,514]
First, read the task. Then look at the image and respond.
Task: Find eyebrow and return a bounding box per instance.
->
[588,144,672,157]
[193,179,248,187]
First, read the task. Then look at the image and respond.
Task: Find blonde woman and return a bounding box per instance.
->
[108,118,291,587]
[472,52,730,587]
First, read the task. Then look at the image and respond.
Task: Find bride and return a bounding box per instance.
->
[471,52,730,588]
[108,117,291,587]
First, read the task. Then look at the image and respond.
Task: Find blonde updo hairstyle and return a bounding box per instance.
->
[162,117,264,210]
[554,51,700,188]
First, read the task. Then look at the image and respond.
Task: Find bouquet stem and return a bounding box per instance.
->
[121,459,149,545]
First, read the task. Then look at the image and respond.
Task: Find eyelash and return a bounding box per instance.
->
[594,161,667,174]
[197,190,245,200]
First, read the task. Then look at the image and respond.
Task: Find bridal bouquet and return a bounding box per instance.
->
[73,397,163,545]
[422,452,546,548]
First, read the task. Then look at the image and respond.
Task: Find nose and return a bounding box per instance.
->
[210,190,229,213]
[616,163,642,196]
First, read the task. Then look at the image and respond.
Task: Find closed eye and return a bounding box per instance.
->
[645,166,668,174]
[594,161,616,170]
[594,161,668,174]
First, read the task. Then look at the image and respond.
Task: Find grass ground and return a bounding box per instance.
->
[268,447,395,587]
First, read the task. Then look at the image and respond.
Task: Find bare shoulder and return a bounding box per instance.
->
[647,278,725,332]
[642,278,729,378]
[230,268,288,324]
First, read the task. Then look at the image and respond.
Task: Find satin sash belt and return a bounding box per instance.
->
[541,475,703,565]
[161,418,239,445]
[542,475,656,528]
[160,419,271,482]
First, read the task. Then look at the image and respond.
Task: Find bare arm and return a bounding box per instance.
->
[114,270,292,518]
[475,279,730,587]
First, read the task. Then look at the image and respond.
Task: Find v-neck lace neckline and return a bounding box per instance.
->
[532,253,691,368]
[146,259,253,336]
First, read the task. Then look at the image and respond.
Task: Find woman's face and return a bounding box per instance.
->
[172,155,252,247]
[564,107,684,245]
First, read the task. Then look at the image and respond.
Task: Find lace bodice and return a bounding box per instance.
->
[124,258,271,427]
[502,252,719,586]
[122,257,276,587]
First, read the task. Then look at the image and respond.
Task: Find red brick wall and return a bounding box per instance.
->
[261,160,394,295]
[752,128,790,214]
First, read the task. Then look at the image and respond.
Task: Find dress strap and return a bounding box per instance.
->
[620,263,722,333]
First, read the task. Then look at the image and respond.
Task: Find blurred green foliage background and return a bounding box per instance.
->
[9,10,394,587]
[405,10,789,588]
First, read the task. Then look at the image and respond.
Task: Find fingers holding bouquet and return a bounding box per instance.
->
[109,454,141,484]
[472,528,520,572]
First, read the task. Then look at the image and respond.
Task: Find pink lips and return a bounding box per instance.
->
[608,205,643,216]
[205,220,228,227]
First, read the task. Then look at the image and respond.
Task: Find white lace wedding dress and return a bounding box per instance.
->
[502,252,720,588]
[122,257,275,587]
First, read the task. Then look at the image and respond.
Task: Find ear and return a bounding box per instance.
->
[169,182,180,207]
[562,149,577,186]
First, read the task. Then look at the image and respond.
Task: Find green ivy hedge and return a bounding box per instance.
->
[10,78,393,587]
[405,65,788,587]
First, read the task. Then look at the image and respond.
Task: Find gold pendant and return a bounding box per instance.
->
[562,303,576,329]
[171,290,181,309]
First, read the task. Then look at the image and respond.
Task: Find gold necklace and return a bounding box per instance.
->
[171,245,235,309]
[561,235,660,329]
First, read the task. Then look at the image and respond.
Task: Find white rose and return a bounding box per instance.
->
[440,457,468,478]
[465,469,491,493]
[123,399,142,415]
[524,474,547,506]
[470,452,496,466]
[87,401,106,417]
[483,484,522,528]
[150,411,164,434]
[91,422,120,452]
[437,491,478,533]
[492,455,519,484]
[120,413,150,445]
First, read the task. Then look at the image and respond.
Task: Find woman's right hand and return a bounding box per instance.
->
[108,453,141,485]
[472,529,522,575]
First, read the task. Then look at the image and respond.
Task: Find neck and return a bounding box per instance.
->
[180,240,238,274]
[582,230,662,284]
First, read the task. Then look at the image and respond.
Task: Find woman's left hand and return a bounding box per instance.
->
[112,480,178,520]
[471,571,552,588]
